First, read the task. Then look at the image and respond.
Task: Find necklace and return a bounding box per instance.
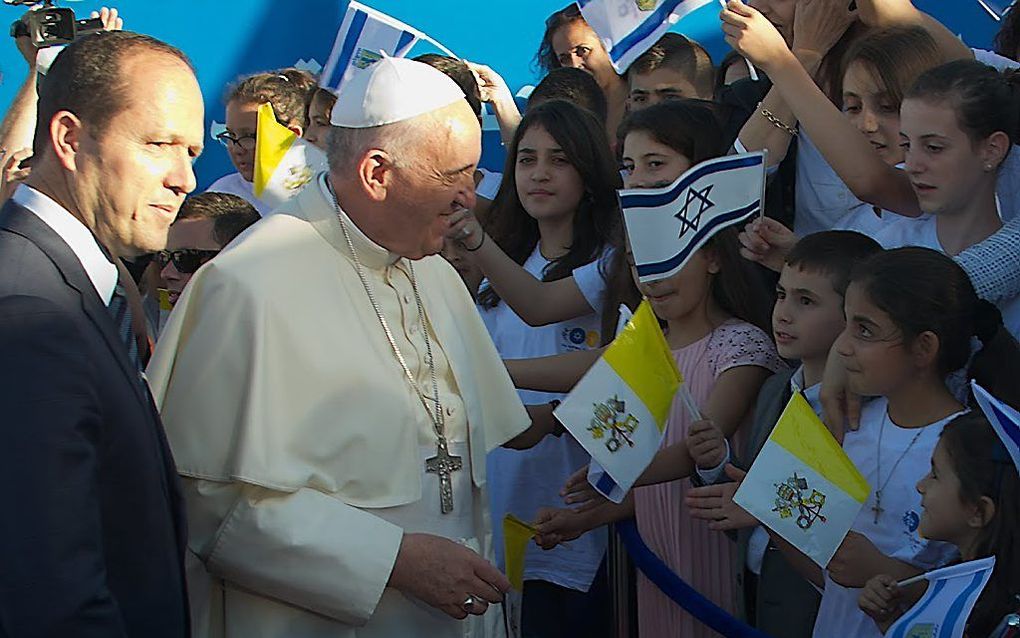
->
[871,410,924,524]
[329,190,461,515]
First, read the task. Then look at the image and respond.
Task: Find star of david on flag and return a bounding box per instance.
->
[620,151,766,283]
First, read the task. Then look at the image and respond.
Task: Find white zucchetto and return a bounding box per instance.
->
[330,55,466,128]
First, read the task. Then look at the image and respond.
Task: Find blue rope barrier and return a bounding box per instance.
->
[617,519,772,638]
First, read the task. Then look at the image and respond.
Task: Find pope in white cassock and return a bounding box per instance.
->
[147,57,560,637]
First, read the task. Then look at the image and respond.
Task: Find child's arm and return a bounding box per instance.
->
[722,1,922,217]
[533,495,635,550]
[504,348,603,394]
[856,0,973,62]
[859,574,918,634]
[828,531,923,587]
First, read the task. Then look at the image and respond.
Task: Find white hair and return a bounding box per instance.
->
[325,112,440,176]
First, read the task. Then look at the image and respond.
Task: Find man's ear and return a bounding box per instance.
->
[356,148,396,202]
[49,110,83,172]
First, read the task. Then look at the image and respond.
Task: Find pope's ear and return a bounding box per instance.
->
[356,148,396,202]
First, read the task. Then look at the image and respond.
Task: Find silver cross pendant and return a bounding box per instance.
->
[425,438,462,514]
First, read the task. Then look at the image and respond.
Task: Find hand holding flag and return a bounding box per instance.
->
[883,557,997,638]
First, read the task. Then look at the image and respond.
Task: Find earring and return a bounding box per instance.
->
[985,163,994,171]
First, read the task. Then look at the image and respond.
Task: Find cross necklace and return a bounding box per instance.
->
[331,193,461,515]
[871,410,924,524]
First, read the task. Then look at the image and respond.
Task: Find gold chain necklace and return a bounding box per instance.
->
[871,410,924,524]
[328,187,462,514]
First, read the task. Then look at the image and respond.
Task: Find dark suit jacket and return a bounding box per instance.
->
[0,200,189,637]
[735,369,821,638]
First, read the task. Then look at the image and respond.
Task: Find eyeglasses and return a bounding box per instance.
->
[158,249,220,274]
[215,131,257,151]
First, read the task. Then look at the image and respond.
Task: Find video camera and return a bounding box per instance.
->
[6,0,104,48]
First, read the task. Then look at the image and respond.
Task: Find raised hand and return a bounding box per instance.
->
[388,533,511,620]
[720,0,796,73]
[792,0,858,59]
[738,216,798,272]
[687,419,728,470]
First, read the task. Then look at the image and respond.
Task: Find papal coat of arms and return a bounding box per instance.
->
[283,165,315,193]
[635,0,657,10]
[588,395,640,453]
[772,473,828,530]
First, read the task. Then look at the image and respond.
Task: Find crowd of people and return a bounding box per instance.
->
[2,0,1020,637]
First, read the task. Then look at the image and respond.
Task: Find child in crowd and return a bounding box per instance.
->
[808,247,1020,638]
[687,231,882,638]
[534,100,782,638]
[468,99,621,637]
[301,86,337,150]
[859,410,1020,637]
[207,68,317,215]
[626,33,715,108]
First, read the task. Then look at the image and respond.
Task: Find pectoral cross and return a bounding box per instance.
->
[871,490,884,524]
[425,438,462,514]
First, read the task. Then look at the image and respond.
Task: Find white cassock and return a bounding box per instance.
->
[147,173,531,638]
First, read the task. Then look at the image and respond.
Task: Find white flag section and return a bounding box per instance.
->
[321,2,455,90]
[972,381,1020,472]
[621,151,766,284]
[886,557,996,638]
[555,301,681,503]
[252,103,328,211]
[577,0,715,73]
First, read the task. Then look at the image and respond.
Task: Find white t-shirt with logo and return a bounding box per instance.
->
[812,398,962,638]
[479,246,611,591]
[871,215,1020,339]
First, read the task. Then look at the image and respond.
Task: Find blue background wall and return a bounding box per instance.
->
[0,0,1004,188]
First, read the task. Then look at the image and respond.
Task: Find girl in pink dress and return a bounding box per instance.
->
[536,101,783,637]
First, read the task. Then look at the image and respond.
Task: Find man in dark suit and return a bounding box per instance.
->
[0,31,204,637]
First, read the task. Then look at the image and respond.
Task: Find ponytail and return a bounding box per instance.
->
[969,300,1020,411]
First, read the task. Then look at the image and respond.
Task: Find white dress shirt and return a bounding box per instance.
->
[11,184,117,304]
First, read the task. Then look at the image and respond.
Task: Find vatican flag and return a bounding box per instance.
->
[554,300,682,501]
[252,103,328,211]
[733,392,870,567]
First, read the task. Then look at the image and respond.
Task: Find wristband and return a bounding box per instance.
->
[757,102,798,137]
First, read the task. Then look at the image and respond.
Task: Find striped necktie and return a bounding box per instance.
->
[107,281,142,372]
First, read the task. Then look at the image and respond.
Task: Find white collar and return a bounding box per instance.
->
[789,365,823,413]
[317,172,400,269]
[12,184,118,304]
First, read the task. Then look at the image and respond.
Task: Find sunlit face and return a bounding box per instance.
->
[304,91,336,150]
[842,61,903,166]
[72,51,204,257]
[224,99,259,182]
[628,68,704,110]
[514,124,585,224]
[834,281,916,396]
[773,264,846,363]
[900,98,998,218]
[386,101,481,259]
[621,129,692,189]
[159,217,220,306]
[551,19,615,83]
[917,438,981,545]
[748,0,796,45]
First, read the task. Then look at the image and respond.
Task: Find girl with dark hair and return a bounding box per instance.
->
[534,99,783,638]
[811,246,1020,638]
[207,68,318,215]
[535,4,628,143]
[859,410,1020,636]
[455,99,620,637]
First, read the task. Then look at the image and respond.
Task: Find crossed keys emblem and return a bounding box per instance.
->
[675,184,715,238]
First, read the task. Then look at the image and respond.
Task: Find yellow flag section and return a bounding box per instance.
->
[502,514,537,591]
[253,103,328,211]
[733,392,870,567]
[553,300,682,499]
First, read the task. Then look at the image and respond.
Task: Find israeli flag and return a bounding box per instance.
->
[321,2,455,90]
[972,381,1020,472]
[577,0,715,73]
[886,557,996,638]
[976,0,1016,21]
[621,151,766,283]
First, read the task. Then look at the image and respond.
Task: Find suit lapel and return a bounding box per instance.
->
[0,203,148,406]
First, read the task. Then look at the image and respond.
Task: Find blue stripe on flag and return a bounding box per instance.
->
[577,0,593,8]
[890,580,948,638]
[938,571,989,638]
[988,401,1020,451]
[395,29,416,56]
[332,9,368,87]
[610,0,685,64]
[635,202,760,277]
[620,154,763,210]
[596,473,618,498]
